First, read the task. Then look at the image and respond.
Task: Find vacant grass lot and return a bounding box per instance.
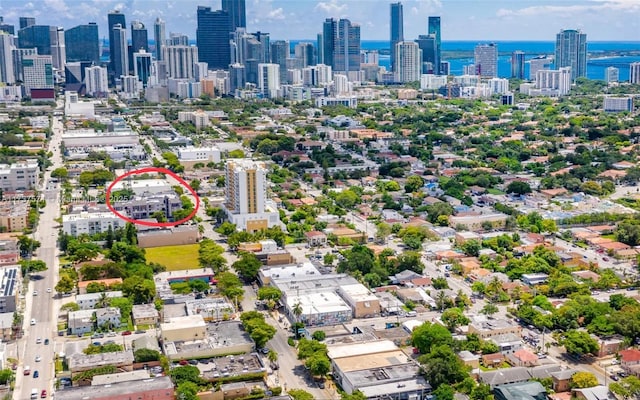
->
[145,244,200,271]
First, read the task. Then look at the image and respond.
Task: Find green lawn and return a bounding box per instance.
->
[487,188,505,195]
[145,244,200,271]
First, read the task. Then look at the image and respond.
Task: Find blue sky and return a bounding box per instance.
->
[1,0,639,41]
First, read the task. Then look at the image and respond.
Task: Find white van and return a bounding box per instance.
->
[31,389,38,399]
[406,311,417,317]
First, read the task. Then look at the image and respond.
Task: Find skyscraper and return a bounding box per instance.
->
[415,34,437,74]
[224,159,280,232]
[196,7,231,70]
[111,23,128,79]
[529,56,553,80]
[322,19,336,70]
[50,27,66,70]
[222,0,246,32]
[295,42,315,67]
[474,43,497,78]
[108,10,126,79]
[630,62,640,84]
[169,33,189,46]
[394,41,421,83]
[427,16,441,74]
[84,65,108,97]
[133,49,152,86]
[316,33,324,64]
[555,29,587,81]
[333,19,360,75]
[0,31,15,84]
[270,40,289,84]
[163,45,198,79]
[390,2,404,73]
[131,21,148,53]
[154,18,166,61]
[19,17,35,30]
[65,23,100,65]
[511,50,525,79]
[18,25,52,55]
[258,63,280,98]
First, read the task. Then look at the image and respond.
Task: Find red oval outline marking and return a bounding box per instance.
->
[105,167,200,227]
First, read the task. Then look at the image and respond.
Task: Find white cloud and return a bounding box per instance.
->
[314,0,348,16]
[267,8,285,20]
[497,0,640,18]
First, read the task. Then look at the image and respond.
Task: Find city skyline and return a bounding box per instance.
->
[0,0,639,42]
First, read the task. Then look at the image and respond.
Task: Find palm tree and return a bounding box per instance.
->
[96,293,109,308]
[292,302,303,338]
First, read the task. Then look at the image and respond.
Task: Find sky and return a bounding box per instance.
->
[1,0,639,42]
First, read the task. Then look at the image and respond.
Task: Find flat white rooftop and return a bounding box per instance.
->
[286,291,351,315]
[328,339,399,360]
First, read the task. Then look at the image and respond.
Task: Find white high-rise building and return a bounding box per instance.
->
[224,159,280,232]
[85,65,109,97]
[474,43,498,78]
[194,62,209,81]
[529,56,553,80]
[0,31,15,84]
[630,62,640,84]
[163,45,198,79]
[394,41,421,83]
[333,74,351,96]
[535,67,572,96]
[302,64,332,86]
[488,78,510,95]
[120,75,140,99]
[258,63,280,98]
[22,55,54,95]
[605,67,619,84]
[50,27,66,70]
[420,74,447,90]
[603,97,633,113]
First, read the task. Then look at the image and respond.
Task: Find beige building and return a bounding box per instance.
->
[468,318,522,339]
[338,283,381,318]
[0,202,29,232]
[449,213,509,231]
[160,315,206,342]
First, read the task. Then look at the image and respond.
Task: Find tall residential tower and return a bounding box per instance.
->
[390,2,404,73]
[555,29,587,81]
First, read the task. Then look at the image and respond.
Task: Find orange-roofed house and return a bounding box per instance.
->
[77,278,124,294]
[509,349,538,367]
[620,349,640,371]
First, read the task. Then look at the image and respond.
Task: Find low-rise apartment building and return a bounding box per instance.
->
[0,266,19,313]
[62,211,125,236]
[0,160,39,191]
[0,202,29,232]
[76,291,123,310]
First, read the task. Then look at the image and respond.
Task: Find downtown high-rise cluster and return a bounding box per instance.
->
[0,1,604,104]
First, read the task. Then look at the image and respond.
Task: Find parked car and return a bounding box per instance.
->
[35,338,42,344]
[178,360,188,366]
[41,390,47,398]
[121,331,132,336]
[44,339,49,345]
[33,371,39,378]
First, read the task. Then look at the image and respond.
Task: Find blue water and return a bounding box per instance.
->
[294,40,640,81]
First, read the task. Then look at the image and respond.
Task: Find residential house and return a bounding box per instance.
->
[490,333,524,355]
[508,348,538,367]
[305,231,328,247]
[619,348,640,372]
[479,367,531,389]
[551,369,578,393]
[571,386,616,400]
[458,351,480,369]
[468,318,522,339]
[482,353,505,368]
[493,381,547,400]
